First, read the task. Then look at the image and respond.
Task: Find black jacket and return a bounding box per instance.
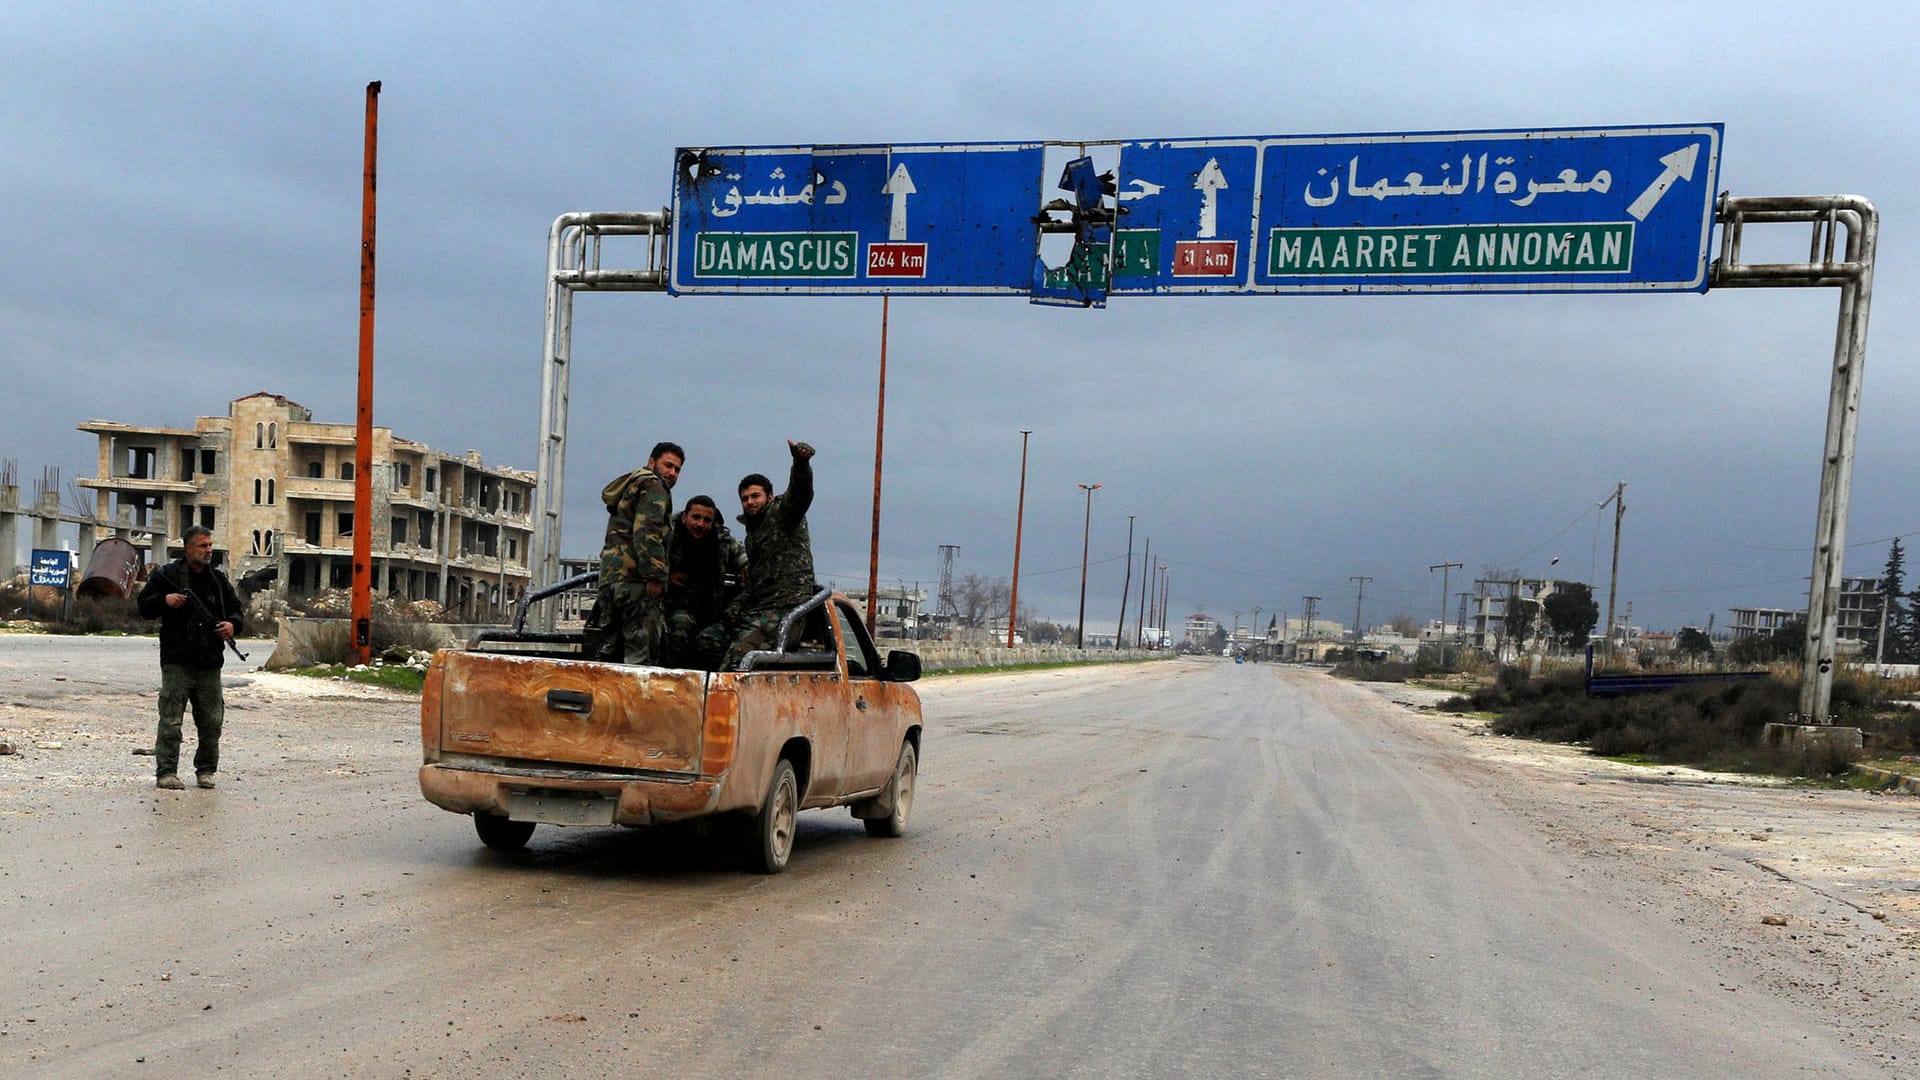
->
[137,558,245,668]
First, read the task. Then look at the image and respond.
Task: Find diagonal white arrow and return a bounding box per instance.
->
[1625,143,1700,222]
[882,163,916,241]
[1194,157,1228,239]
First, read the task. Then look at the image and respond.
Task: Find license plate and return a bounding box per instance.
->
[507,792,617,826]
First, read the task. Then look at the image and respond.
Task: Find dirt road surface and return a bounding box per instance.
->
[2,637,1916,1077]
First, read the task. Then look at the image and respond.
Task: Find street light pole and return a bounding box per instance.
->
[1114,514,1134,650]
[1007,430,1032,648]
[1076,482,1101,648]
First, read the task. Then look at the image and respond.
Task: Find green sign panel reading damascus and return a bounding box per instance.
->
[1268,223,1632,277]
[693,232,859,278]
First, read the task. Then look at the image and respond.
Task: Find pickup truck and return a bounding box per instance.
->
[419,586,924,873]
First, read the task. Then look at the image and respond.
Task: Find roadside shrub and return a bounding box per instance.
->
[1485,675,1861,778]
[44,594,150,635]
[1330,659,1422,683]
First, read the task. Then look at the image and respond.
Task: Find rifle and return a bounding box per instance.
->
[155,567,249,662]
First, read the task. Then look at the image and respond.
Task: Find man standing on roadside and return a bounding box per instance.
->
[723,439,817,669]
[583,441,682,664]
[137,524,244,791]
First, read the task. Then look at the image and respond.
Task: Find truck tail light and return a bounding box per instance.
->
[700,681,737,777]
[420,654,446,758]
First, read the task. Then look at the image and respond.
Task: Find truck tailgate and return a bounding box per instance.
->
[432,652,707,773]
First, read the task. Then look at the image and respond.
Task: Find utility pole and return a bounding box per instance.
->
[1429,562,1462,668]
[1114,514,1134,649]
[1007,430,1031,647]
[1599,482,1625,667]
[1076,483,1101,648]
[1159,565,1170,638]
[1136,537,1151,647]
[1302,596,1320,643]
[1349,576,1372,643]
[1876,578,1891,665]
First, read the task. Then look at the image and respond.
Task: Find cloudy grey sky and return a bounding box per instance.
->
[4,2,1916,635]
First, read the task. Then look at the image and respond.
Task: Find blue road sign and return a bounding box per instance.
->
[668,124,1722,298]
[669,142,1044,295]
[29,548,71,589]
[1109,140,1261,293]
[1252,125,1723,293]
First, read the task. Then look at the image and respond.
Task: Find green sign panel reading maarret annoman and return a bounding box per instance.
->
[694,232,859,278]
[1268,223,1633,277]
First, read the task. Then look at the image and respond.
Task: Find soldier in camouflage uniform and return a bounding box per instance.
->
[723,439,818,669]
[582,441,682,664]
[663,494,747,669]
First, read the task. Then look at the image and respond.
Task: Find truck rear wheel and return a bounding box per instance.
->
[474,813,535,851]
[745,760,799,874]
[863,742,917,838]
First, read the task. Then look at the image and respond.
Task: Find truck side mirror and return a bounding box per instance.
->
[883,650,922,683]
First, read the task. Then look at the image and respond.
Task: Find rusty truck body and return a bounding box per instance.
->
[419,587,923,873]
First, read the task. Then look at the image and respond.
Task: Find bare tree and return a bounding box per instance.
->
[954,573,996,628]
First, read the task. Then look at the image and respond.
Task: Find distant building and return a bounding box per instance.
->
[1183,613,1219,646]
[1728,605,1799,641]
[1835,577,1885,650]
[77,392,534,620]
[843,584,927,639]
[1730,581,1882,652]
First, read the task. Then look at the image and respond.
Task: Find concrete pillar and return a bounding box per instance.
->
[0,484,17,573]
[33,491,60,553]
[147,508,170,568]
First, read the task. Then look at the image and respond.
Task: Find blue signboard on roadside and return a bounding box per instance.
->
[29,548,72,589]
[669,124,1722,297]
[670,141,1045,295]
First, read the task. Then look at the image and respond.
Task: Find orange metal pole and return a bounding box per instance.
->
[351,80,380,666]
[865,295,888,633]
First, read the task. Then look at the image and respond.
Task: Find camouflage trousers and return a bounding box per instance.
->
[156,663,224,779]
[664,608,731,671]
[722,608,801,671]
[582,582,666,665]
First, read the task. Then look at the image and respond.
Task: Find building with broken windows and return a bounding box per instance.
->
[76,392,534,620]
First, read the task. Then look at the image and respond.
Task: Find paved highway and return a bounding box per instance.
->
[0,642,1901,1077]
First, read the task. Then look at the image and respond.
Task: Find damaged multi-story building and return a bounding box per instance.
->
[76,392,534,620]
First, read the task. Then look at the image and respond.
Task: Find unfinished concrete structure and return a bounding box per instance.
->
[75,392,534,621]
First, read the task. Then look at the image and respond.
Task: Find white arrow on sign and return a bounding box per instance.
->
[1624,143,1700,222]
[882,163,916,241]
[1194,157,1227,239]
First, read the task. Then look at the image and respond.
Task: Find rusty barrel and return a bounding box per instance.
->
[77,537,143,598]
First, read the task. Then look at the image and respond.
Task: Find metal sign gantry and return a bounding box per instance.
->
[531,124,1876,724]
[667,124,1722,299]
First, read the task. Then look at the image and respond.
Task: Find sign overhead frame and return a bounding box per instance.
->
[537,122,1882,731]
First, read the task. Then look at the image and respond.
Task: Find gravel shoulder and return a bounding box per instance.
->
[1342,673,1920,1066]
